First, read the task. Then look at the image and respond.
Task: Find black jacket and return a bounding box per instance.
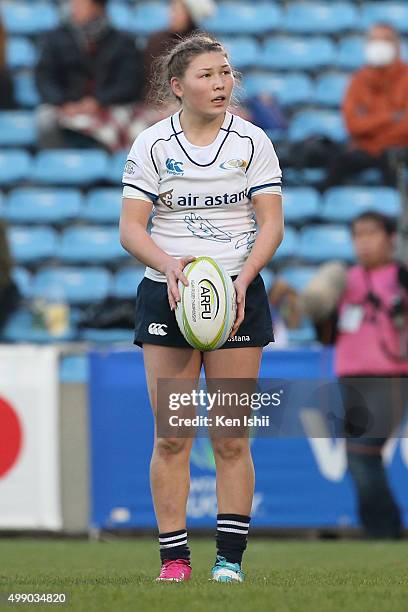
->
[35,23,144,106]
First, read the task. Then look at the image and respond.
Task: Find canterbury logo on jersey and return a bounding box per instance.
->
[166,158,184,175]
[148,323,168,336]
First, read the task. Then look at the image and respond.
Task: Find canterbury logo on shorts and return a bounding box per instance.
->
[148,323,168,336]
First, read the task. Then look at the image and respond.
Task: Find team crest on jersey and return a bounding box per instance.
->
[158,189,174,209]
[124,160,137,175]
[220,159,248,170]
[166,158,184,176]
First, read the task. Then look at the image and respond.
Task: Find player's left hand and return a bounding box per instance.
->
[229,278,247,338]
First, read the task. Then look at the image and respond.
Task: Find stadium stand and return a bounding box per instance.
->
[0,0,404,344]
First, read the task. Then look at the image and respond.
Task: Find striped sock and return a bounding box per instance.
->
[159,529,190,562]
[216,514,251,565]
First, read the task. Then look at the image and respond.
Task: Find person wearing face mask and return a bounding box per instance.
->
[322,23,408,188]
[35,0,143,150]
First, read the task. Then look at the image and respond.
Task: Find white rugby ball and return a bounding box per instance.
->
[175,256,237,351]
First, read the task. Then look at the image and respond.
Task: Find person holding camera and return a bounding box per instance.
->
[287,211,408,538]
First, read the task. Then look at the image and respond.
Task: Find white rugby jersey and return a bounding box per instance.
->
[122,110,282,282]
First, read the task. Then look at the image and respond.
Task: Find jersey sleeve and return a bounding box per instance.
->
[246,129,282,199]
[122,133,159,203]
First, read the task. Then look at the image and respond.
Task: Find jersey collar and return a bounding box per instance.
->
[171,110,233,138]
[170,110,234,167]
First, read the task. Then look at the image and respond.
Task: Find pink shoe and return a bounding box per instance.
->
[156,559,192,582]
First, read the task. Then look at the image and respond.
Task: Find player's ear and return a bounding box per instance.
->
[170,76,183,100]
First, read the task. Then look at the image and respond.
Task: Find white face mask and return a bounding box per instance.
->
[365,40,397,66]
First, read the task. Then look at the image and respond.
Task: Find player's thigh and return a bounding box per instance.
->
[203,348,262,441]
[143,344,202,418]
[202,347,262,379]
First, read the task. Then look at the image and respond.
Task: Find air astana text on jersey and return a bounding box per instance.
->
[158,189,247,209]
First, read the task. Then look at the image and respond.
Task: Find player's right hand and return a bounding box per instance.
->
[164,256,196,311]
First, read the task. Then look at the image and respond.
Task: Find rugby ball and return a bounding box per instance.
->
[175,257,237,351]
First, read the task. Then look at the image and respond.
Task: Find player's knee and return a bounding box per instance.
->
[212,438,248,461]
[155,437,190,457]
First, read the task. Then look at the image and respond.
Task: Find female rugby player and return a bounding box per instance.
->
[120,33,283,583]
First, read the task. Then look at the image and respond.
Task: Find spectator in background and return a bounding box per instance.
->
[0,222,20,333]
[143,0,216,97]
[0,18,15,108]
[324,23,408,188]
[299,212,408,539]
[35,0,143,151]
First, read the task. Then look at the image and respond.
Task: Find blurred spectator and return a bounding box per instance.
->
[300,212,408,538]
[0,222,20,333]
[143,0,216,97]
[324,23,408,188]
[0,18,15,108]
[35,0,143,151]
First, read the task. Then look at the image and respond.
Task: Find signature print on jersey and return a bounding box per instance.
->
[184,212,255,250]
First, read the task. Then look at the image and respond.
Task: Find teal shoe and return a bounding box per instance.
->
[211,555,245,583]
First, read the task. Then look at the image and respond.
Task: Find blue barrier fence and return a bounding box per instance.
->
[89,348,408,529]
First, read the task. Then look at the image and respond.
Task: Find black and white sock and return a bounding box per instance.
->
[159,529,190,562]
[216,514,251,565]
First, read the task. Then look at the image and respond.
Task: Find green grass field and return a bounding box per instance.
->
[1,538,407,612]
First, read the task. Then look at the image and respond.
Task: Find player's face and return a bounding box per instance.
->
[352,220,393,268]
[174,52,234,117]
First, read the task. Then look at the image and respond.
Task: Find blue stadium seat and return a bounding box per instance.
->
[314,72,350,107]
[287,318,317,344]
[221,38,260,70]
[0,150,32,185]
[6,36,37,69]
[31,150,109,185]
[355,169,382,186]
[259,268,275,291]
[108,150,127,184]
[299,225,354,262]
[337,36,364,70]
[1,308,76,343]
[31,267,112,304]
[243,73,313,106]
[5,188,82,225]
[113,266,146,299]
[0,111,37,146]
[280,266,317,291]
[12,266,32,298]
[260,36,336,71]
[82,189,122,223]
[202,2,282,35]
[8,226,58,263]
[288,110,347,142]
[361,2,408,34]
[107,2,134,31]
[133,2,169,34]
[1,2,59,35]
[59,355,89,384]
[300,168,327,186]
[79,328,133,343]
[13,72,40,107]
[58,226,128,263]
[284,2,359,34]
[283,188,321,224]
[322,187,401,222]
[273,226,298,261]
